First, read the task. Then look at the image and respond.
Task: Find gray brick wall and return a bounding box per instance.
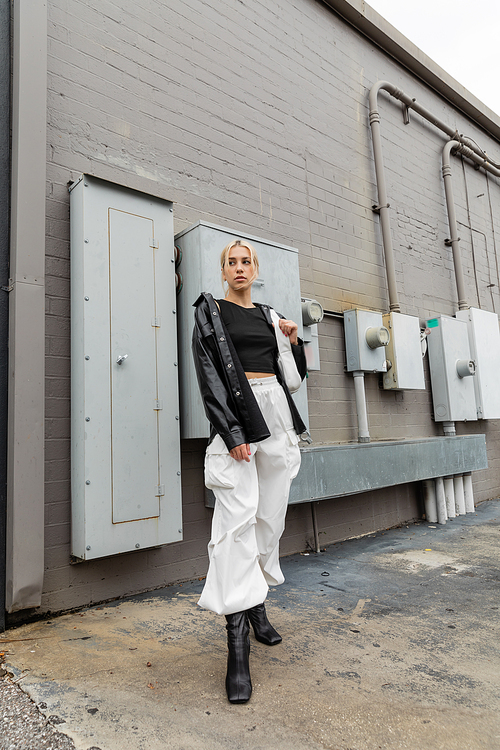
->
[41,0,500,614]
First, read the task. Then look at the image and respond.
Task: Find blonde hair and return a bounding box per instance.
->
[220,239,259,289]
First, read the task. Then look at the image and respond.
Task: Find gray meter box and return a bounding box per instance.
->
[175,221,308,439]
[382,312,425,390]
[455,307,500,419]
[70,175,182,561]
[344,309,388,372]
[426,315,477,422]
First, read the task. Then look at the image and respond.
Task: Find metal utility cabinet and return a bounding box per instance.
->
[426,315,477,423]
[382,312,425,390]
[455,307,500,419]
[70,175,182,561]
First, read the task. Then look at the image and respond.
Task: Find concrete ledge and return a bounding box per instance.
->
[288,435,487,505]
[205,435,487,508]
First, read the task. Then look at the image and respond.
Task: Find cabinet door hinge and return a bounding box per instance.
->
[155,484,165,496]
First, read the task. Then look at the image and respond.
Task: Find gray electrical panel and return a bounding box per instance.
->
[426,315,477,422]
[70,175,182,561]
[455,307,500,419]
[175,221,308,439]
[344,309,389,373]
[382,312,425,390]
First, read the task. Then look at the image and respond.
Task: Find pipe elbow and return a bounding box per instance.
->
[442,139,461,174]
[369,80,397,113]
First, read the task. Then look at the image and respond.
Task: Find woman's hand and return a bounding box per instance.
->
[229,443,251,462]
[278,319,298,346]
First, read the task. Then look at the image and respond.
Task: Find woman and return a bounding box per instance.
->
[192,239,307,704]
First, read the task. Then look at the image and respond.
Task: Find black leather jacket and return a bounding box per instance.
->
[192,292,308,451]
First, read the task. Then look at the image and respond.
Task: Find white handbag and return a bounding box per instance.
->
[270,308,302,393]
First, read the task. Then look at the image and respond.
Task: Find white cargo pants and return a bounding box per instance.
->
[198,376,301,616]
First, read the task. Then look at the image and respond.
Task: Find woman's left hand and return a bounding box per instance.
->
[278,319,298,346]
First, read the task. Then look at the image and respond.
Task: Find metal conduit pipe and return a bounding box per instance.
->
[442,420,456,437]
[368,81,500,313]
[368,83,401,312]
[450,141,500,179]
[442,141,469,310]
[370,81,499,164]
[352,371,370,443]
[442,140,500,311]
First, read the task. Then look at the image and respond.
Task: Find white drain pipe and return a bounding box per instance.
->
[454,475,466,515]
[352,371,370,443]
[435,477,447,524]
[423,479,437,523]
[423,474,475,523]
[444,476,456,519]
[464,473,475,513]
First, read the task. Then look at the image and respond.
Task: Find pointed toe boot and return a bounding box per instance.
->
[247,602,282,646]
[225,611,252,704]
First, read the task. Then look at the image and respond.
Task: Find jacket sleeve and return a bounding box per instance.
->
[191,323,248,451]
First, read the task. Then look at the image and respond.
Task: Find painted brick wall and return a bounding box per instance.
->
[41,0,500,614]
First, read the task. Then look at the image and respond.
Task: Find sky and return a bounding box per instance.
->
[366,0,500,117]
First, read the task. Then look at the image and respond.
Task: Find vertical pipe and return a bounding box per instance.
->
[423,479,438,523]
[6,0,47,613]
[442,141,469,310]
[454,475,466,516]
[352,371,370,443]
[442,421,456,437]
[368,82,500,318]
[443,476,456,519]
[311,502,320,554]
[0,0,10,632]
[368,82,401,313]
[463,473,475,513]
[435,477,447,525]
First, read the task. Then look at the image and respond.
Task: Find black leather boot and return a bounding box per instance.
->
[225,612,252,704]
[247,602,282,645]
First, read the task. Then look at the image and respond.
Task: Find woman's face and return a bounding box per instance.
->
[222,246,256,292]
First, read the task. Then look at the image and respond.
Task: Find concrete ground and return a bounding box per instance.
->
[1,499,499,750]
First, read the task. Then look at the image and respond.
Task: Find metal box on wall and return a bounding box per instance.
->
[344,309,388,373]
[70,175,182,561]
[426,315,477,422]
[382,312,425,390]
[455,307,500,419]
[175,221,308,439]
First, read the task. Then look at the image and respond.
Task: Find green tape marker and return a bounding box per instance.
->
[427,318,439,328]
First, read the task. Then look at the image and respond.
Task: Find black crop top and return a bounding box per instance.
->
[217,299,277,373]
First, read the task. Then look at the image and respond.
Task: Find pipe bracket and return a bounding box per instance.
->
[372,203,390,213]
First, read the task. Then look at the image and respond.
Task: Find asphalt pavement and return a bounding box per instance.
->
[1,498,499,750]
